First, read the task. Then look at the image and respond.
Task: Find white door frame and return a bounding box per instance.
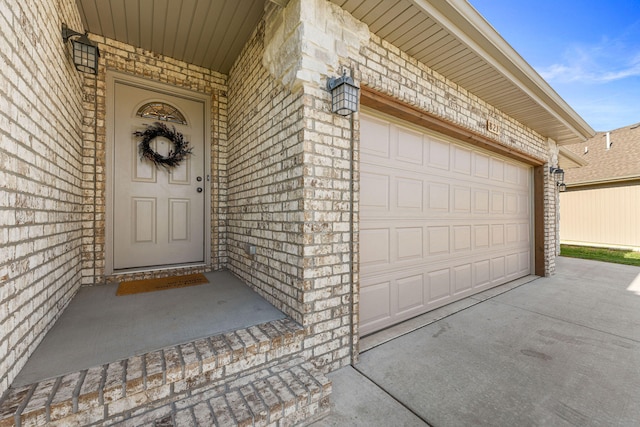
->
[105,71,212,275]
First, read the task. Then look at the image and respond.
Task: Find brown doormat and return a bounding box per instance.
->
[116,273,209,296]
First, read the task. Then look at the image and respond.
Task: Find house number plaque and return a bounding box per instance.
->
[487,118,500,135]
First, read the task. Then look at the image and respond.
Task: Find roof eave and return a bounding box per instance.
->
[409,0,596,145]
[559,146,589,168]
[567,175,640,188]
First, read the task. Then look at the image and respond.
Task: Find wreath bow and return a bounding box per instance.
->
[134,122,193,169]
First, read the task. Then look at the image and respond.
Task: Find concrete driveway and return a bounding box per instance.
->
[313,257,640,426]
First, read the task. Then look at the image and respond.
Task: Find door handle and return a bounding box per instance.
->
[197,187,203,193]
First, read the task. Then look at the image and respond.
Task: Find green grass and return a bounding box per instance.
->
[560,245,640,267]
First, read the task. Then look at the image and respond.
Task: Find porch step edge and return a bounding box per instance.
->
[0,318,305,427]
[120,357,332,427]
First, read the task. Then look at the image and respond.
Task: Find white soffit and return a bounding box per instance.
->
[76,0,594,145]
[75,0,266,74]
[330,0,595,145]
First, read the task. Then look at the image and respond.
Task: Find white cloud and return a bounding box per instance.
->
[537,40,640,84]
[560,84,640,131]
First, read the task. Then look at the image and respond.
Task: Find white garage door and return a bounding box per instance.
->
[360,111,533,335]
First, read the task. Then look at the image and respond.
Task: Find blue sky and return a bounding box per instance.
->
[469,0,640,131]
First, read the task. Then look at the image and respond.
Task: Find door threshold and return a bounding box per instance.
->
[108,263,209,278]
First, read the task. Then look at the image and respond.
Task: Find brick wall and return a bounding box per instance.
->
[227,2,362,372]
[358,34,551,161]
[227,20,307,323]
[0,0,86,395]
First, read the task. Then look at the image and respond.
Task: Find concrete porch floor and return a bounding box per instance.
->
[13,270,286,387]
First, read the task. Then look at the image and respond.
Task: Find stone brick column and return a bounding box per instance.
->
[260,0,369,370]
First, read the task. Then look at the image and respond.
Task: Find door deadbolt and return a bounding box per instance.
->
[196,176,203,182]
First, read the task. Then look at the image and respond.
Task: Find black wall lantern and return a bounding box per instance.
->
[327,70,360,116]
[62,24,100,74]
[550,167,566,192]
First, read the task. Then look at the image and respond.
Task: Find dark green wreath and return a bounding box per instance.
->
[134,122,192,169]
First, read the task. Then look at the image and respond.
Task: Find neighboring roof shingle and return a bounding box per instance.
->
[562,122,640,185]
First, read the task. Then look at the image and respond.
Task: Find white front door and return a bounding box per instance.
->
[111,80,206,271]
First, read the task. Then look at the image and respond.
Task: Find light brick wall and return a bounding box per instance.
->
[358,34,551,161]
[0,0,86,394]
[227,20,307,323]
[227,4,359,372]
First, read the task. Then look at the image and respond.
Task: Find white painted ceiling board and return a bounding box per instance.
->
[75,0,593,144]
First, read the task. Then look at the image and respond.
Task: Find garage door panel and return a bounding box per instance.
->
[474,260,491,287]
[474,152,490,178]
[428,182,450,211]
[506,253,520,276]
[519,223,530,242]
[505,224,519,244]
[427,268,451,302]
[395,127,424,165]
[452,146,472,175]
[360,280,392,330]
[518,194,529,214]
[360,228,390,267]
[360,111,532,335]
[453,226,472,252]
[491,257,506,281]
[505,162,519,184]
[361,116,391,158]
[474,225,490,249]
[490,158,505,181]
[397,227,423,261]
[361,172,389,210]
[397,274,425,314]
[396,177,423,210]
[474,189,490,213]
[428,226,450,255]
[453,264,473,295]
[505,193,518,214]
[453,186,471,212]
[519,251,531,272]
[428,138,450,170]
[491,224,505,246]
[491,191,505,213]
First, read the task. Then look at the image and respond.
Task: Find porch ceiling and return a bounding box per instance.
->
[76,0,267,73]
[76,0,595,145]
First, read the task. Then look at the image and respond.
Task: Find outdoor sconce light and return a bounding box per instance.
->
[62,24,100,74]
[327,70,360,116]
[550,167,566,192]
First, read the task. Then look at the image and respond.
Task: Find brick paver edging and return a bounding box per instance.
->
[0,319,326,426]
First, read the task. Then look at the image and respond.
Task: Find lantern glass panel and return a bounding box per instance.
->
[332,81,358,116]
[72,40,98,74]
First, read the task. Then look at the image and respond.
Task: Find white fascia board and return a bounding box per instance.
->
[408,0,595,142]
[559,146,588,167]
[568,175,640,187]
